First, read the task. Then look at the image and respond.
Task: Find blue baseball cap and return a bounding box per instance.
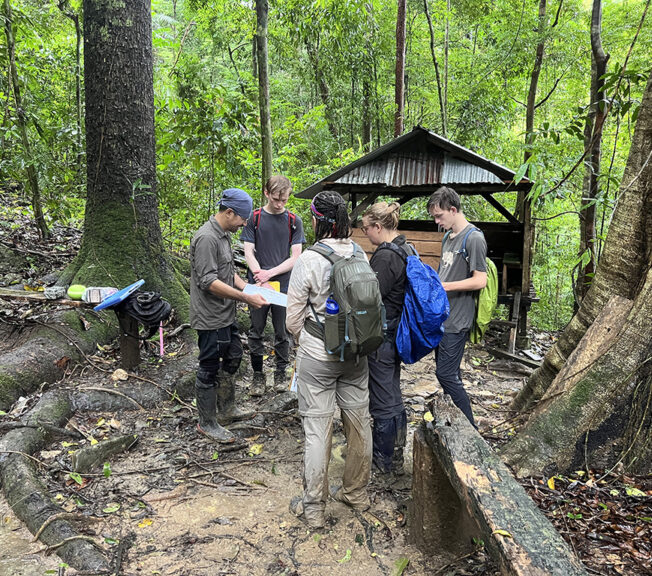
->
[220,188,253,220]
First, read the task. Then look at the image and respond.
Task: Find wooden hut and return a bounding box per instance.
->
[296,126,536,350]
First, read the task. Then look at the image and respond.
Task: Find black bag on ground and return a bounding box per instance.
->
[115,290,172,339]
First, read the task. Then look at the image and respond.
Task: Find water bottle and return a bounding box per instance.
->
[325,297,339,315]
[324,296,340,351]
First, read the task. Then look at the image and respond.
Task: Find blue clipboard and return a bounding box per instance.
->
[94,279,145,311]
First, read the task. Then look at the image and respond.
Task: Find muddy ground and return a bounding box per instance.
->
[0,325,529,576]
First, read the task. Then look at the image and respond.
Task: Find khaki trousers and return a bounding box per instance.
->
[295,349,372,525]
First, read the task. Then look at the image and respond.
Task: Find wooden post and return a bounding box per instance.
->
[115,310,140,370]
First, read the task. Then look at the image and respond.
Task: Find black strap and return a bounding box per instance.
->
[375,241,414,261]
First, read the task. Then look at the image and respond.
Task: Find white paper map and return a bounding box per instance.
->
[243,284,288,307]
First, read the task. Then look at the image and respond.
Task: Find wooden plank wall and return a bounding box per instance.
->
[351,228,444,270]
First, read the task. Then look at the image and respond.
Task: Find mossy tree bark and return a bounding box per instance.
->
[59,0,188,319]
[503,72,652,477]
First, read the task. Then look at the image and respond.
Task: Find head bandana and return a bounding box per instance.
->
[310,201,336,224]
[220,188,253,220]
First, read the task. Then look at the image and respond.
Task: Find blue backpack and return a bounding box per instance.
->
[378,242,449,364]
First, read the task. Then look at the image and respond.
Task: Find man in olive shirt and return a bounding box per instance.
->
[190,188,267,443]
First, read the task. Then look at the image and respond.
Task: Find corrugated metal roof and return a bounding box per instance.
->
[336,151,503,187]
[296,126,530,199]
[440,154,504,185]
[338,152,440,186]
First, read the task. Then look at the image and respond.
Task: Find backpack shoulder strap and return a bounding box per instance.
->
[253,208,262,233]
[287,211,297,243]
[461,227,482,261]
[376,241,408,261]
[308,241,341,265]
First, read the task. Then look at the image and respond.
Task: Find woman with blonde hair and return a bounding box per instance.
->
[360,201,410,480]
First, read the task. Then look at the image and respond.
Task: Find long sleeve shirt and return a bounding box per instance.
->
[286,238,359,361]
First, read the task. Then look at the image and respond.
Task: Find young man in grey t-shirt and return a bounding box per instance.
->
[242,176,305,396]
[428,186,487,427]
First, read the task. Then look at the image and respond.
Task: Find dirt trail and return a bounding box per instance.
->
[0,339,517,575]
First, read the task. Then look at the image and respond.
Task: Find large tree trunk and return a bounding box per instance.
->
[394,0,406,137]
[3,0,49,239]
[504,72,652,477]
[60,0,187,316]
[513,71,652,412]
[576,0,609,304]
[256,0,273,193]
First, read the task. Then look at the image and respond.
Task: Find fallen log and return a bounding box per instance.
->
[411,395,588,575]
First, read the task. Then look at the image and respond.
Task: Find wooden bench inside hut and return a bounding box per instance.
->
[296,126,537,351]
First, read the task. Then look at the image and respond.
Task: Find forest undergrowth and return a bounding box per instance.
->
[0,198,650,575]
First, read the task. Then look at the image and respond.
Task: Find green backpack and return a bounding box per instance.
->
[442,228,498,344]
[305,242,386,362]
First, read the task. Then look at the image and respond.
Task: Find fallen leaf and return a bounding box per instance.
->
[338,549,352,563]
[625,486,646,498]
[138,518,153,528]
[423,411,434,422]
[55,356,71,370]
[103,503,120,514]
[248,443,264,456]
[492,529,513,538]
[111,369,129,382]
[394,557,410,576]
[547,477,555,490]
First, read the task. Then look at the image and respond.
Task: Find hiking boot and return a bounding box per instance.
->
[217,372,255,425]
[195,383,235,444]
[289,496,325,529]
[273,369,290,392]
[372,468,393,488]
[250,371,266,397]
[329,485,370,511]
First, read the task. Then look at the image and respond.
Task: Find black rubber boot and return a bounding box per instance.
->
[195,380,235,443]
[217,372,255,425]
[392,411,408,476]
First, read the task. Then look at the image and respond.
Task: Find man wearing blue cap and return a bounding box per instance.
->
[190,188,268,443]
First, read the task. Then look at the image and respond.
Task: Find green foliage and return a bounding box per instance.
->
[1,0,648,330]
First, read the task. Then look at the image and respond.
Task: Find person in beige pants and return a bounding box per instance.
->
[285,191,373,529]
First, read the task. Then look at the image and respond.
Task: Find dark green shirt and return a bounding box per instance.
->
[190,217,236,330]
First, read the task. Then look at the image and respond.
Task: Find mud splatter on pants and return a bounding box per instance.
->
[295,350,372,526]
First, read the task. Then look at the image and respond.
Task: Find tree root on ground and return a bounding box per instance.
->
[0,378,172,571]
[0,309,118,410]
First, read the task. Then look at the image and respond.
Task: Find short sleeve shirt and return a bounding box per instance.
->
[240,209,305,292]
[189,217,236,330]
[438,224,487,333]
